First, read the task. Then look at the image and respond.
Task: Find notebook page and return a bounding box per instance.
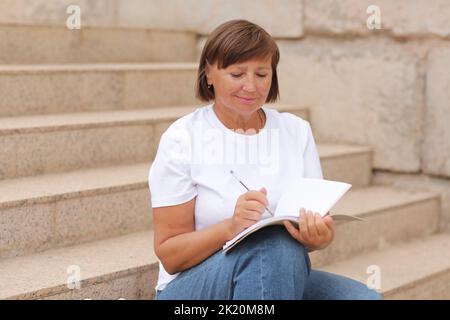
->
[274,178,352,217]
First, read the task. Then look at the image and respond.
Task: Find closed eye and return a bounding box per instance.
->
[231,73,268,78]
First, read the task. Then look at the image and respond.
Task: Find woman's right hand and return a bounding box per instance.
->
[226,187,269,239]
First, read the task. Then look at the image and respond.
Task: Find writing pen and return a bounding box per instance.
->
[230,170,274,216]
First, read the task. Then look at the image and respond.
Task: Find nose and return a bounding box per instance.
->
[242,75,257,92]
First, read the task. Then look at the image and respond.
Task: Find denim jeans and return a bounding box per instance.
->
[156,225,382,300]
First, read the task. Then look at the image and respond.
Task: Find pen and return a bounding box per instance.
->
[230,170,274,216]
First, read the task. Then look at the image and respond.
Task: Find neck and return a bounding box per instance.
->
[213,103,265,134]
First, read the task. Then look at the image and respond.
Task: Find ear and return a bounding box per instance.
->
[205,64,211,85]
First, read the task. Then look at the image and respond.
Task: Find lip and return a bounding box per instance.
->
[236,96,258,103]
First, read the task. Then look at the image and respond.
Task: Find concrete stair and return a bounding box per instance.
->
[0,24,198,64]
[0,163,152,260]
[319,233,450,299]
[311,186,440,267]
[0,63,200,117]
[0,21,448,300]
[318,144,372,188]
[0,230,157,300]
[1,104,447,299]
[1,227,448,300]
[0,139,372,260]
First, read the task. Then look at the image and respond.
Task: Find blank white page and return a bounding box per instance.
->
[274,178,352,217]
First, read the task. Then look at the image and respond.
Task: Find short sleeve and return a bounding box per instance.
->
[148,127,197,208]
[302,121,324,179]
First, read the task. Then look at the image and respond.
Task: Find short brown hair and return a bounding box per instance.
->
[196,20,280,103]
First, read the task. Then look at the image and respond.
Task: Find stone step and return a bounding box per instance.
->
[0,230,157,300]
[0,138,366,258]
[0,148,437,266]
[318,144,372,187]
[0,24,197,64]
[2,229,448,300]
[310,185,440,268]
[0,163,152,260]
[318,233,450,299]
[0,63,199,117]
[0,104,310,179]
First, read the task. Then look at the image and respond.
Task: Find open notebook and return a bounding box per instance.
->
[223,178,365,253]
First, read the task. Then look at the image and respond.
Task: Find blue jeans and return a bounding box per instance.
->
[156,226,382,300]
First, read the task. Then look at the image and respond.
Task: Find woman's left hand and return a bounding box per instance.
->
[283,208,334,252]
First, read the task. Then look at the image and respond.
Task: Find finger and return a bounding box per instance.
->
[245,190,269,207]
[315,214,329,237]
[283,221,300,241]
[323,215,334,228]
[248,209,264,220]
[284,220,308,245]
[323,216,335,239]
[246,200,266,214]
[307,211,318,238]
[241,210,262,221]
[299,210,310,239]
[239,217,260,228]
[259,187,267,195]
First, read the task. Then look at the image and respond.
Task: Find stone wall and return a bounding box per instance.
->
[0,0,302,37]
[295,0,450,180]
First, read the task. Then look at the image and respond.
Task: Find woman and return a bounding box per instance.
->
[149,19,381,300]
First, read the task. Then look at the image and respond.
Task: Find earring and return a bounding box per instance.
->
[208,84,212,89]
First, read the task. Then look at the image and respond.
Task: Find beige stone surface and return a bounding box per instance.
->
[117,0,303,37]
[304,0,450,38]
[55,189,152,247]
[373,171,450,232]
[0,24,197,64]
[0,0,115,27]
[318,144,372,187]
[0,163,149,209]
[0,163,151,258]
[0,0,303,38]
[0,134,17,179]
[277,38,424,172]
[42,274,141,300]
[319,233,450,299]
[0,106,200,133]
[30,126,153,175]
[387,269,450,300]
[0,203,54,259]
[0,124,154,179]
[136,268,158,300]
[0,230,157,299]
[0,63,199,117]
[310,186,440,267]
[423,48,450,178]
[43,271,158,300]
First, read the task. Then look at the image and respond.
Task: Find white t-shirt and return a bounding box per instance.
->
[148,103,323,292]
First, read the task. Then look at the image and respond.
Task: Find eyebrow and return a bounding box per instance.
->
[232,66,271,71]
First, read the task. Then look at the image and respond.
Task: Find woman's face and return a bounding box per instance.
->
[206,56,273,115]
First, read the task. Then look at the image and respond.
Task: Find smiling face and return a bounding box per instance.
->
[206,56,273,117]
